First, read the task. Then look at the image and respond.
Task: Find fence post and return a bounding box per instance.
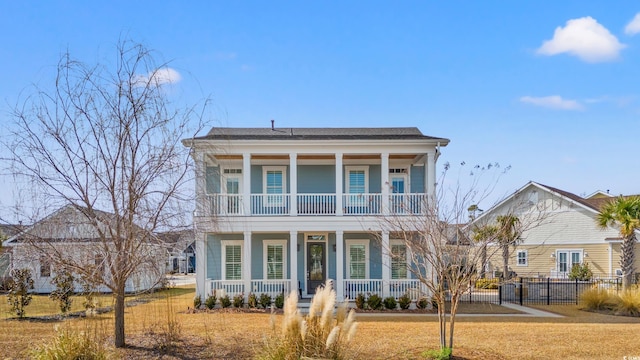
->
[519,277,524,306]
[547,277,550,306]
[498,284,502,305]
[575,279,579,305]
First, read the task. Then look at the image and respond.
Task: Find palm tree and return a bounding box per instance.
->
[472,224,497,278]
[596,196,640,289]
[496,215,521,280]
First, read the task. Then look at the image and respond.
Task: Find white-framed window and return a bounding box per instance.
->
[516,250,528,266]
[345,166,368,194]
[556,250,582,274]
[222,240,243,280]
[346,239,369,279]
[221,167,243,214]
[263,240,287,280]
[263,166,286,206]
[40,256,51,278]
[390,240,409,279]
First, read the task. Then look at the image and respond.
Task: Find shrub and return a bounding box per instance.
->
[259,293,272,309]
[205,295,216,310]
[193,295,202,309]
[247,293,258,308]
[78,276,99,315]
[383,296,397,310]
[220,295,232,308]
[274,293,285,309]
[233,294,245,308]
[49,269,75,315]
[422,347,452,360]
[580,288,614,311]
[7,268,34,318]
[475,278,499,289]
[569,262,593,281]
[367,294,383,310]
[257,281,357,360]
[416,297,429,309]
[614,290,640,317]
[30,325,107,360]
[355,293,365,309]
[398,293,412,310]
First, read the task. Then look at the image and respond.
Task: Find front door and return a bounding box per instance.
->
[223,175,242,214]
[307,242,326,295]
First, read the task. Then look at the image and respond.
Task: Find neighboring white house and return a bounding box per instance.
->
[470,181,640,279]
[2,205,165,293]
[161,229,196,274]
[183,126,449,301]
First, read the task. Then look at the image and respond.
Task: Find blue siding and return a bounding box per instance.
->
[206,233,243,280]
[342,233,381,279]
[296,233,304,290]
[410,165,425,193]
[369,165,381,193]
[298,165,335,193]
[206,166,220,193]
[328,233,336,280]
[251,165,290,193]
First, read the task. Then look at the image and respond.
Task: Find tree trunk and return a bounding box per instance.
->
[621,234,636,289]
[480,244,487,279]
[114,281,126,348]
[502,244,510,280]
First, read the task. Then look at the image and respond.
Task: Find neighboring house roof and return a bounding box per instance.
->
[3,204,148,245]
[157,229,194,253]
[192,126,450,142]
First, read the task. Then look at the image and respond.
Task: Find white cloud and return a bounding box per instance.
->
[625,13,640,35]
[520,95,584,110]
[240,64,254,72]
[537,16,625,62]
[134,67,182,87]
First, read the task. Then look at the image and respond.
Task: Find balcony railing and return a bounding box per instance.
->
[203,193,427,217]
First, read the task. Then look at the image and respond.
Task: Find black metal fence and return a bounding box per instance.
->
[500,277,623,305]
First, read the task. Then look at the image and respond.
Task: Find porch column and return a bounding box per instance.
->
[242,153,251,215]
[195,152,207,217]
[290,230,298,296]
[381,153,389,215]
[195,230,206,299]
[244,231,252,298]
[336,230,345,301]
[290,153,298,216]
[426,151,435,199]
[335,153,343,216]
[381,231,390,298]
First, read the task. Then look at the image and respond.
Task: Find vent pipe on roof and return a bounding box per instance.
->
[271,119,275,130]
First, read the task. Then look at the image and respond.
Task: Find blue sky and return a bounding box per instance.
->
[1,1,640,213]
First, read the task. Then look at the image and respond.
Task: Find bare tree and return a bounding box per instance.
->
[5,40,206,347]
[379,163,547,357]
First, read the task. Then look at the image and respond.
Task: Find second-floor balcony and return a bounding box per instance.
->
[204,193,428,217]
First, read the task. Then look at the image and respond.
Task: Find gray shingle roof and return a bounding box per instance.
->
[194,127,449,141]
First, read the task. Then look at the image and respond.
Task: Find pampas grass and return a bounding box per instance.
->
[580,288,615,311]
[258,280,358,360]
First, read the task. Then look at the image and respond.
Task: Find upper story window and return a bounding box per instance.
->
[346,166,368,194]
[263,166,286,206]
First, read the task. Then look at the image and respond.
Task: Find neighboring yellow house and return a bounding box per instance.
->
[471,182,640,279]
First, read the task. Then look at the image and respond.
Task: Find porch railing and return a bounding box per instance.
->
[208,280,244,298]
[204,193,427,216]
[389,279,426,300]
[250,279,292,298]
[343,279,383,299]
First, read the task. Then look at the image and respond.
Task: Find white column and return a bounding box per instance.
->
[336,230,344,301]
[244,230,252,298]
[335,153,343,216]
[426,152,435,198]
[381,153,389,215]
[290,230,298,296]
[243,153,251,215]
[381,231,390,298]
[195,230,206,299]
[290,153,298,216]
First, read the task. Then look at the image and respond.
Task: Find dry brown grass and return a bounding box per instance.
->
[2,286,640,359]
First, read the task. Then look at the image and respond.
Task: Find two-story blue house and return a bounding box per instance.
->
[183,126,449,302]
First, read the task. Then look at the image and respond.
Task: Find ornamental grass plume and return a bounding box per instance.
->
[257,280,358,360]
